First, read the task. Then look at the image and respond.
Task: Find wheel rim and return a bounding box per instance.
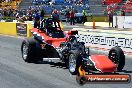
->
[22,44,28,60]
[109,50,119,64]
[69,54,76,73]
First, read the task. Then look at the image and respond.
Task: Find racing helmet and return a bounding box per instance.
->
[45,18,53,28]
[68,36,77,43]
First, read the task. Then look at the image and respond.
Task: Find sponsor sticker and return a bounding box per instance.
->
[76,74,131,85]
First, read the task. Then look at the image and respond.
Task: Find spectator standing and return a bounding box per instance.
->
[69,9,75,25]
[34,13,40,28]
[3,9,8,17]
[121,10,125,16]
[82,9,87,23]
[0,12,3,21]
[40,9,45,21]
[52,9,60,28]
[19,15,27,22]
[16,12,20,21]
[108,11,113,28]
[65,10,70,23]
[27,11,33,21]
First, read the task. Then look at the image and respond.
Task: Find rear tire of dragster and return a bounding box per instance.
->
[21,38,43,63]
[108,46,125,71]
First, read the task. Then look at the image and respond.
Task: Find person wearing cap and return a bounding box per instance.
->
[52,9,60,28]
[34,13,40,28]
[40,9,45,21]
[82,9,87,23]
[108,11,113,28]
[69,9,75,25]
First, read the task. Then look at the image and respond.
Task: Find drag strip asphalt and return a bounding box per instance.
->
[0,35,132,88]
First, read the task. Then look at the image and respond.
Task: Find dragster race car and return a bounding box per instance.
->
[21,18,125,77]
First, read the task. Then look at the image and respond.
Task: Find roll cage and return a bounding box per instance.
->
[40,18,65,38]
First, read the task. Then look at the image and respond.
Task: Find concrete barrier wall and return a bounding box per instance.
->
[0,21,63,38]
[0,22,17,36]
[26,22,33,37]
[0,22,33,37]
[113,16,132,28]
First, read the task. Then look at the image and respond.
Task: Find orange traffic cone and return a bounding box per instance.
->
[93,20,96,29]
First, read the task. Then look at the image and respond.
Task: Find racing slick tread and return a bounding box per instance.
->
[108,47,125,71]
[21,38,43,63]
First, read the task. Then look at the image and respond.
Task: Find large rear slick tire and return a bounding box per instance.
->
[21,38,43,63]
[108,46,125,71]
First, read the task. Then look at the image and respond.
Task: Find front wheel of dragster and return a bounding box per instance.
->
[21,38,43,63]
[68,50,82,75]
[108,46,125,71]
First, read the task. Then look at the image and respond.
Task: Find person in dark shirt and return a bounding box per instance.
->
[40,9,45,21]
[65,10,70,23]
[121,10,125,16]
[69,9,75,25]
[82,9,87,23]
[52,9,60,28]
[108,11,113,28]
[27,11,33,21]
[34,13,40,28]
